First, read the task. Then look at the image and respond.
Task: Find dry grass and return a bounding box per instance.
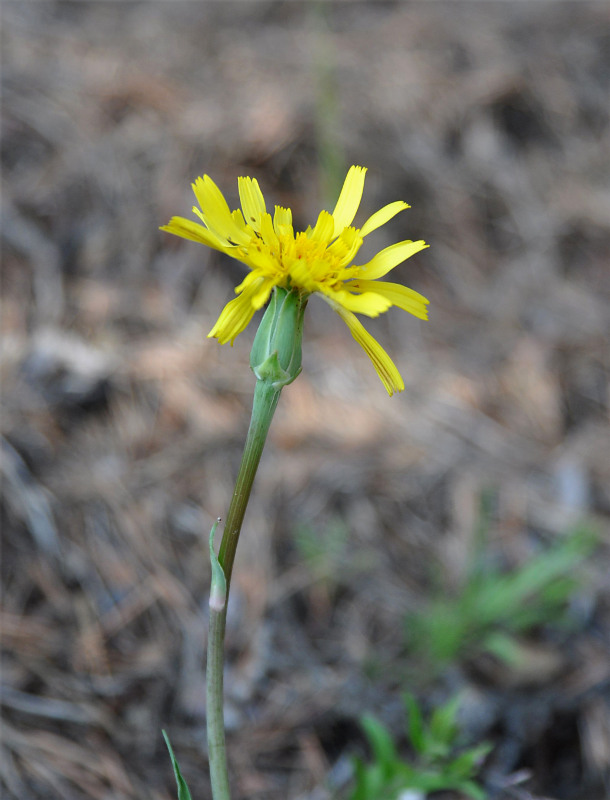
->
[2,3,609,800]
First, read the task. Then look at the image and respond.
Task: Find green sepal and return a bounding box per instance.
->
[208,518,226,612]
[162,730,194,800]
[250,286,307,389]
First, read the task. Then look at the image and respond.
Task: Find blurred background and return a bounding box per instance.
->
[1,2,609,800]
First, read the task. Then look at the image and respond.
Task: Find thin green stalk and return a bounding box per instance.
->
[206,380,281,800]
[218,381,281,590]
[206,609,230,800]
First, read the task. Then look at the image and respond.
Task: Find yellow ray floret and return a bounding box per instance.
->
[160,165,429,395]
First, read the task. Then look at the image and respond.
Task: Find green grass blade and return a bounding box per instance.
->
[162,730,194,800]
[403,693,426,755]
[360,714,398,771]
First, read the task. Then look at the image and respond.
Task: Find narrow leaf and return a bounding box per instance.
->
[429,695,460,748]
[403,693,425,755]
[360,714,397,770]
[162,730,194,800]
[208,518,226,612]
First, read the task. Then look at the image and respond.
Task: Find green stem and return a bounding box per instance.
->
[219,380,281,589]
[206,609,230,800]
[206,380,281,800]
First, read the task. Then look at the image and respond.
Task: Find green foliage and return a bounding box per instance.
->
[406,519,596,672]
[349,694,490,800]
[163,730,193,800]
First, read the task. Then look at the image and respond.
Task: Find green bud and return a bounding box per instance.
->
[250,286,307,389]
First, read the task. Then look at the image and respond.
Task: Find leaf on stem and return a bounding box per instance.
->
[209,517,226,612]
[162,730,194,800]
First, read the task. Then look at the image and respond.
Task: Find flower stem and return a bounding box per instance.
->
[206,609,230,800]
[218,381,281,590]
[206,380,281,800]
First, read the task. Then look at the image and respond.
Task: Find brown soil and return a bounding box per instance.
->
[2,3,609,800]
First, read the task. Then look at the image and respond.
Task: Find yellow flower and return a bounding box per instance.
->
[161,166,429,395]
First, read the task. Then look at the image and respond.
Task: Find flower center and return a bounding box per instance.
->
[241,226,353,296]
[283,232,346,292]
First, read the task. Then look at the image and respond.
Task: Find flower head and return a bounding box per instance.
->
[161,166,429,395]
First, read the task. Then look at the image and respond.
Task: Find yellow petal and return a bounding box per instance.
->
[208,278,275,344]
[360,201,409,238]
[309,210,335,243]
[231,208,248,231]
[288,258,318,293]
[208,294,257,345]
[320,297,405,395]
[245,247,276,273]
[192,176,249,245]
[234,268,261,295]
[328,226,364,268]
[238,176,267,231]
[253,279,277,309]
[357,240,429,280]
[349,280,429,320]
[259,212,279,250]
[273,205,293,238]
[331,166,367,236]
[235,270,279,308]
[160,217,230,252]
[319,286,392,317]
